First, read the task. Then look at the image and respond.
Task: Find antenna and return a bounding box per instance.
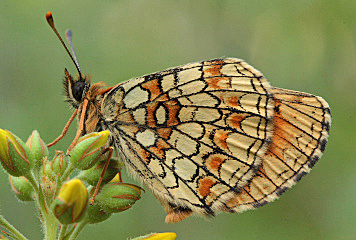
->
[66,30,82,74]
[46,11,83,79]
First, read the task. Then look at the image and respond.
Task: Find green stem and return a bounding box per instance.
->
[37,179,59,240]
[26,172,47,215]
[58,224,68,240]
[68,221,87,240]
[26,172,59,240]
[25,172,39,192]
[0,214,29,240]
[43,211,59,240]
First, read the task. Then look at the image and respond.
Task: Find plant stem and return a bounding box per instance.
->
[58,224,68,240]
[26,172,48,216]
[25,172,39,192]
[43,211,59,240]
[0,214,29,240]
[36,177,59,240]
[68,221,87,240]
[26,172,59,240]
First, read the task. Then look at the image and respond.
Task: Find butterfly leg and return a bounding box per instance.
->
[47,109,78,147]
[67,98,89,154]
[90,146,114,204]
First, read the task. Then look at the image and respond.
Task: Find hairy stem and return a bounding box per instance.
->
[58,224,68,240]
[68,221,87,240]
[0,214,29,240]
[26,171,59,240]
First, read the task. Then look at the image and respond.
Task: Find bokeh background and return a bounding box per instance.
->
[0,1,355,239]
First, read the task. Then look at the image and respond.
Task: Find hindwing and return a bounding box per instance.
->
[225,87,331,212]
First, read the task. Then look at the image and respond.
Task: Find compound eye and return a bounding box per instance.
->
[72,81,86,102]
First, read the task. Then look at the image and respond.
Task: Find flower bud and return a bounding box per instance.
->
[84,201,112,224]
[132,232,177,240]
[42,157,54,179]
[26,130,48,166]
[96,182,142,213]
[41,158,57,198]
[42,151,68,181]
[9,176,35,201]
[77,159,121,186]
[52,179,88,224]
[51,151,67,176]
[69,131,110,170]
[0,129,33,176]
[41,175,57,198]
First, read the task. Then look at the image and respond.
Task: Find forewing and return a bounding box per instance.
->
[101,58,275,219]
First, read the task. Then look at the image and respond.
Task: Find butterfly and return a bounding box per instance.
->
[46,12,331,223]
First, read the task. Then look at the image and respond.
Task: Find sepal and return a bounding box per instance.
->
[95,182,142,213]
[9,176,35,201]
[26,130,48,167]
[78,158,121,186]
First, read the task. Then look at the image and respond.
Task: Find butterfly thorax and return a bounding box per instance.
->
[63,69,113,136]
[79,82,118,135]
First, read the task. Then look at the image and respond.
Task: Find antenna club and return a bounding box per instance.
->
[66,30,72,39]
[46,11,52,19]
[46,11,54,27]
[46,12,83,79]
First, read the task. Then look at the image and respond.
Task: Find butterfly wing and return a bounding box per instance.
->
[100,58,275,221]
[225,87,331,212]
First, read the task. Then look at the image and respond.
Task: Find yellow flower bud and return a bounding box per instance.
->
[52,179,88,224]
[0,129,33,176]
[70,131,110,170]
[132,232,177,240]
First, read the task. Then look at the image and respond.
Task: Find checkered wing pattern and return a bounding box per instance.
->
[100,58,331,222]
[225,87,331,212]
[101,58,276,221]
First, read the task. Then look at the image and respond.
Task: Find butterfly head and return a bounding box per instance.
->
[64,69,91,108]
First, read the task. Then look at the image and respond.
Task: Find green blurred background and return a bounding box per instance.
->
[0,0,355,239]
